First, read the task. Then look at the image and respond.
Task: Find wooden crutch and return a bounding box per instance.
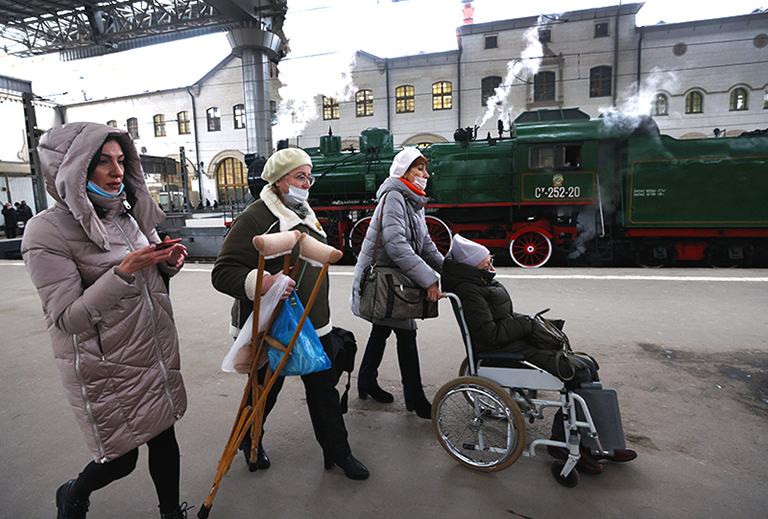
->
[198,232,343,519]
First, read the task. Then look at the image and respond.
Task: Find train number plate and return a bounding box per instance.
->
[520,171,595,202]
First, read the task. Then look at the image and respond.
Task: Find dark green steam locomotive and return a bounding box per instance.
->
[297,108,768,267]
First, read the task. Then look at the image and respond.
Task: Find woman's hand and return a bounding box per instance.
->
[426,282,443,302]
[261,273,296,300]
[117,239,187,275]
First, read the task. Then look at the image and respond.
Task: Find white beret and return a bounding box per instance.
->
[389,147,426,178]
[448,235,490,268]
[262,148,313,184]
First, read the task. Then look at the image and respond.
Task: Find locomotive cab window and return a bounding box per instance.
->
[530,145,582,169]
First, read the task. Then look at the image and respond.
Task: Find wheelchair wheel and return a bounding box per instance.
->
[432,376,526,472]
[551,460,579,487]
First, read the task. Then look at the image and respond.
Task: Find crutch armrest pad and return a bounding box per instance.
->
[252,230,301,258]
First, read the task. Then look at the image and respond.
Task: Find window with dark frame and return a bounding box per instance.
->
[216,158,248,206]
[356,89,374,117]
[589,66,612,98]
[685,91,703,114]
[594,21,609,38]
[177,111,190,134]
[206,107,221,131]
[127,117,139,139]
[729,88,748,111]
[539,29,551,43]
[432,81,452,110]
[530,145,582,169]
[153,114,166,137]
[234,104,246,129]
[481,76,502,106]
[106,120,117,128]
[322,96,340,120]
[484,35,498,49]
[533,71,556,102]
[653,94,669,116]
[396,85,415,113]
[270,100,278,125]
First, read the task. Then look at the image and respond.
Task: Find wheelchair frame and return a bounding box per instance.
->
[431,293,608,487]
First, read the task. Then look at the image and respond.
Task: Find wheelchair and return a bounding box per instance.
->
[431,293,626,487]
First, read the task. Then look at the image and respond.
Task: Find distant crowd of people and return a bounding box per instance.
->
[2,200,33,239]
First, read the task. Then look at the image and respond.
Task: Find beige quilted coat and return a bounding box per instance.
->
[21,122,186,463]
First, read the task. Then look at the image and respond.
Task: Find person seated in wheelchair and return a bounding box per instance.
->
[441,235,637,474]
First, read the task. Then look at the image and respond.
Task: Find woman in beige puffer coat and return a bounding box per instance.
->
[22,122,189,519]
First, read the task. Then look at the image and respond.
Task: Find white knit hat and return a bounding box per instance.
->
[389,147,426,178]
[262,148,313,184]
[448,235,490,268]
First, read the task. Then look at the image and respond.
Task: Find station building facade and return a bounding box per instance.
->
[58,2,767,209]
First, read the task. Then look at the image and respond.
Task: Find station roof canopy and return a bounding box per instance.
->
[0,0,287,60]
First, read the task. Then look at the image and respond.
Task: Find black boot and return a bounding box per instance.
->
[160,502,194,519]
[324,454,369,480]
[56,479,90,519]
[240,435,271,472]
[405,395,432,419]
[358,381,394,403]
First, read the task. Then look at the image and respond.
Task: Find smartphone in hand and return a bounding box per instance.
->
[154,238,182,250]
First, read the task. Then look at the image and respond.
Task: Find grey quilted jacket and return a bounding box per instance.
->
[350,176,443,330]
[21,122,186,463]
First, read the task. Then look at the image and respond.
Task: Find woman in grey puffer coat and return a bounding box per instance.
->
[22,122,189,519]
[350,147,443,419]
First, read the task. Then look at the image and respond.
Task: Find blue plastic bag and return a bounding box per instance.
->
[268,292,331,376]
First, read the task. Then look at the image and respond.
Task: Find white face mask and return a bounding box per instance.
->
[412,175,428,191]
[283,184,309,206]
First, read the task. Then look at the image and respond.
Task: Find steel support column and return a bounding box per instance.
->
[227,25,281,158]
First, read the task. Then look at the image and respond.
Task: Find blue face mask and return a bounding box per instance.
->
[87,181,124,198]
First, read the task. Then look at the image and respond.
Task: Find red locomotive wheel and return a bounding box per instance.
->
[348,217,372,258]
[509,231,552,268]
[425,216,453,257]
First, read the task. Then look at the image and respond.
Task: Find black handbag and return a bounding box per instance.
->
[529,308,569,351]
[358,194,438,321]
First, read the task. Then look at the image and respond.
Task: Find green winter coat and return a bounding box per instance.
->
[212,184,332,338]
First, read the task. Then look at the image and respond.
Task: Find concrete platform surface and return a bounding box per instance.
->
[1,262,767,519]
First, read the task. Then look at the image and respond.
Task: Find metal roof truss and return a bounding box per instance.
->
[0,0,239,59]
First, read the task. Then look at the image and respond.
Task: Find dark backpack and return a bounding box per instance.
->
[326,327,358,413]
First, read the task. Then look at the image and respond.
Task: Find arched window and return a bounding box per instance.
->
[207,107,221,132]
[153,114,166,137]
[729,88,748,111]
[432,81,452,110]
[481,76,502,106]
[216,158,248,206]
[653,94,668,116]
[533,71,556,102]
[356,90,374,117]
[177,111,190,135]
[395,85,415,113]
[233,104,246,129]
[322,96,339,120]
[589,66,612,98]
[685,91,703,114]
[106,120,117,128]
[126,117,139,139]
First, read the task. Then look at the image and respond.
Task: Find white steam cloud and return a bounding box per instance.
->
[477,20,545,129]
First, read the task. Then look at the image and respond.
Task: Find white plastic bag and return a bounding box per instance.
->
[221,274,292,373]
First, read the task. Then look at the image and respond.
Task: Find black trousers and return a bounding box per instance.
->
[358,324,425,402]
[250,334,351,463]
[550,355,600,442]
[69,425,180,513]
